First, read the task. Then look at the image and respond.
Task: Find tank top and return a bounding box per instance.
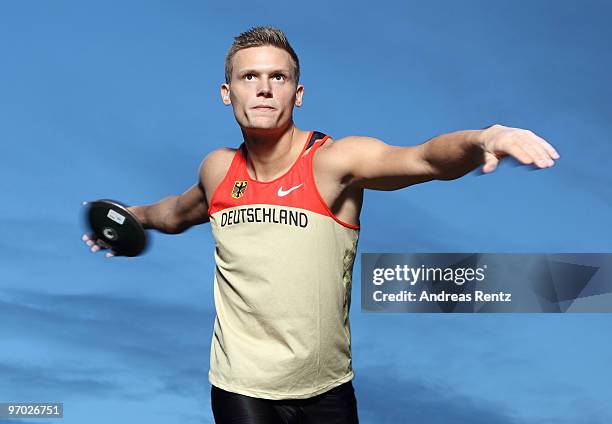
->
[206,130,360,400]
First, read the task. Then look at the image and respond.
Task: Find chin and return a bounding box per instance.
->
[243,119,284,130]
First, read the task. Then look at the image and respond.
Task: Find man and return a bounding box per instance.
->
[82,26,559,423]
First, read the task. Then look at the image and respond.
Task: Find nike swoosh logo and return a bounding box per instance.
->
[277,184,303,197]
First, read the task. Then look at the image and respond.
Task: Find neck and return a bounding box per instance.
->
[240,122,308,182]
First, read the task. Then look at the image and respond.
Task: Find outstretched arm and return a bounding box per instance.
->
[129,183,209,234]
[83,157,212,257]
[129,160,211,234]
[330,124,560,190]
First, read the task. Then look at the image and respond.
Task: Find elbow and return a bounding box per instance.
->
[161,200,185,234]
[162,217,186,234]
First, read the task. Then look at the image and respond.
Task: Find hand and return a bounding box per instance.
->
[81,232,116,257]
[478,124,560,173]
[82,205,143,258]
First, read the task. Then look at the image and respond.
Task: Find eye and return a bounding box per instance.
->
[244,74,255,81]
[273,74,285,81]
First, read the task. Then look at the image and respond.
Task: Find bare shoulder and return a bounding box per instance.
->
[199,147,236,202]
[317,135,380,162]
[315,135,379,184]
[199,147,235,176]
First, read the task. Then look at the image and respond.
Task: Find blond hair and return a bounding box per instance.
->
[225,26,300,84]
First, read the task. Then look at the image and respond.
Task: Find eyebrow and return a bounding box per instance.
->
[238,69,291,76]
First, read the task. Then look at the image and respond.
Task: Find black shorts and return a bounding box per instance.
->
[211,381,359,424]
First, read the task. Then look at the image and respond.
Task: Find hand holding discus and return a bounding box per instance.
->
[81,199,148,257]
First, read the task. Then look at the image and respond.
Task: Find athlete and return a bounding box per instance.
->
[82,26,559,423]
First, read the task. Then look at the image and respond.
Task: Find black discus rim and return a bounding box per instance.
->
[85,199,148,257]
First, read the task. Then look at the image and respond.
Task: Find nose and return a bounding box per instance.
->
[256,79,272,98]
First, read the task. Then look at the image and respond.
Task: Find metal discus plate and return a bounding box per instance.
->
[85,199,147,257]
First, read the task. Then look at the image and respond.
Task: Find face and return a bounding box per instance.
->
[221,46,304,131]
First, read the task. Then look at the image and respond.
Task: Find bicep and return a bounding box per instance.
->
[334,136,436,191]
[173,157,213,230]
[174,178,210,229]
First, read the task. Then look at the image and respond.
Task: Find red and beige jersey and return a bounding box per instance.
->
[206,131,360,400]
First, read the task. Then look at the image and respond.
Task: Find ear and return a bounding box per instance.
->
[220,83,231,105]
[294,84,304,107]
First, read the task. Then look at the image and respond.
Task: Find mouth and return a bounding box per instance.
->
[252,105,276,111]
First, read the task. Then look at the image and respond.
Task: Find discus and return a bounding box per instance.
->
[84,199,148,257]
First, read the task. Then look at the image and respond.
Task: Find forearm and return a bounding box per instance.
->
[129,196,181,234]
[422,129,485,180]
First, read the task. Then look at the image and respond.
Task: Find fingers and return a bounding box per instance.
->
[81,233,116,257]
[82,233,96,249]
[486,128,560,171]
[518,130,559,168]
[518,139,553,168]
[527,130,560,160]
[505,144,534,165]
[482,152,500,173]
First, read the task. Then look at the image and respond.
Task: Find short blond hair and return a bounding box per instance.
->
[225,26,300,84]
